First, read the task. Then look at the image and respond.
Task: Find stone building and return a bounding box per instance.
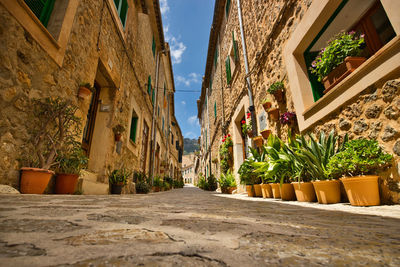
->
[198,0,400,203]
[0,0,183,193]
[182,153,196,184]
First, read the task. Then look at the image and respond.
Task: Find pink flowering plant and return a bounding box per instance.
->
[309,31,365,82]
[280,111,296,125]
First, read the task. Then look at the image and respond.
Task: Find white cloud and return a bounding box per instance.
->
[176,73,201,87]
[187,115,199,126]
[159,0,169,15]
[184,131,197,139]
[181,101,186,105]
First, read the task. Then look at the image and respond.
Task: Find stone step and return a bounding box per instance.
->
[78,170,109,195]
[80,170,99,182]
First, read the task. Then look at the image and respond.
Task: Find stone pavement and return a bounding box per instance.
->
[0,186,400,266]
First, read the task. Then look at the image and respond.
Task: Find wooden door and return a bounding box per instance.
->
[82,83,100,156]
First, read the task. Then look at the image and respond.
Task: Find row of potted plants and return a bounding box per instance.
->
[197,173,218,191]
[239,132,393,206]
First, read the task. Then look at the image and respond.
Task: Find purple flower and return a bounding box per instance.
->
[349,30,355,35]
[360,34,365,38]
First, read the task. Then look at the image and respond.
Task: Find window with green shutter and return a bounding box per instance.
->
[24,0,55,27]
[214,102,217,118]
[113,0,128,28]
[162,117,164,132]
[152,88,155,105]
[152,36,156,57]
[129,114,138,143]
[232,31,239,62]
[163,83,166,96]
[147,76,151,95]
[225,57,232,84]
[225,0,231,18]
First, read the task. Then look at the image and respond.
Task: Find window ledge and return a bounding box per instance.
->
[302,36,400,120]
[105,0,127,44]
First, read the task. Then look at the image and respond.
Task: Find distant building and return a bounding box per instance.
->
[182,153,196,184]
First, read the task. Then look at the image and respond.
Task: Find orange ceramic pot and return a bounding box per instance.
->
[55,173,79,194]
[252,136,263,148]
[246,185,254,197]
[312,180,341,204]
[292,182,317,202]
[20,167,54,194]
[270,183,281,199]
[253,184,262,197]
[280,183,296,201]
[261,183,273,198]
[268,108,279,121]
[340,176,380,206]
[78,86,92,99]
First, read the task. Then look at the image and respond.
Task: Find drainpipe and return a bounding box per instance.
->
[236,0,257,138]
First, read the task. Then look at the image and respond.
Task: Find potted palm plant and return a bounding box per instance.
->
[309,31,366,93]
[109,168,132,194]
[267,81,285,102]
[55,143,88,194]
[19,97,81,194]
[218,170,237,194]
[326,139,392,206]
[78,83,93,99]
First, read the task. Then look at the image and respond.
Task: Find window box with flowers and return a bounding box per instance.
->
[241,112,253,137]
[280,112,296,127]
[309,31,366,94]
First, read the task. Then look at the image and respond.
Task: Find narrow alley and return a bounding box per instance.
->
[1,187,399,266]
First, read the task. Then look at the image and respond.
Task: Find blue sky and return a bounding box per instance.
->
[160,0,214,139]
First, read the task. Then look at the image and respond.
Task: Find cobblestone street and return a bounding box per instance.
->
[1,186,400,266]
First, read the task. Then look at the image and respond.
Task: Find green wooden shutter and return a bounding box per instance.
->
[162,117,164,132]
[233,31,239,62]
[120,0,128,27]
[152,36,156,57]
[130,116,138,143]
[226,0,231,17]
[147,76,151,95]
[304,51,324,102]
[152,88,155,105]
[24,0,55,27]
[214,102,217,118]
[225,57,232,84]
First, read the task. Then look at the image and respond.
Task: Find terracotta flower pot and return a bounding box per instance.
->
[114,133,122,141]
[273,89,284,102]
[260,129,271,139]
[291,182,316,202]
[20,167,54,194]
[261,183,273,198]
[340,176,380,206]
[262,101,272,111]
[270,183,281,199]
[322,57,366,94]
[246,185,254,197]
[222,186,236,194]
[110,183,124,194]
[247,130,253,138]
[152,186,160,192]
[252,136,263,148]
[78,86,92,99]
[312,180,341,204]
[268,108,279,121]
[280,183,296,201]
[253,184,262,197]
[55,173,79,194]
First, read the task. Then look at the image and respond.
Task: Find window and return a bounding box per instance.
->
[162,117,164,132]
[147,76,151,95]
[225,0,231,18]
[171,133,174,145]
[225,56,232,84]
[129,111,138,143]
[113,0,128,28]
[214,46,219,67]
[24,0,55,27]
[152,36,156,57]
[304,0,396,102]
[214,101,217,118]
[225,31,239,85]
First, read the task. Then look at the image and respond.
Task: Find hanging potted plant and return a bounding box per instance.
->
[310,31,366,94]
[55,143,88,194]
[108,168,132,194]
[260,129,271,139]
[261,98,272,111]
[252,136,263,148]
[112,124,125,141]
[267,107,279,121]
[78,82,93,99]
[280,111,296,127]
[19,97,81,194]
[241,112,253,137]
[326,139,393,206]
[267,81,285,102]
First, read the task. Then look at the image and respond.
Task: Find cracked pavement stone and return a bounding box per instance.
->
[0,241,46,257]
[0,219,87,233]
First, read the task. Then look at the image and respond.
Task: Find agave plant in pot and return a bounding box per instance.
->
[326,139,393,206]
[19,97,81,194]
[109,168,132,194]
[55,143,88,194]
[309,31,366,93]
[218,170,237,194]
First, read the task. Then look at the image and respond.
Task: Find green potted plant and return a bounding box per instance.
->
[326,139,393,206]
[112,124,125,142]
[261,97,272,111]
[108,168,132,194]
[133,171,150,194]
[55,143,88,194]
[19,97,81,194]
[238,159,256,197]
[78,82,93,99]
[267,81,285,102]
[197,174,208,190]
[309,31,366,93]
[218,170,237,194]
[152,176,162,192]
[164,176,173,190]
[220,135,233,173]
